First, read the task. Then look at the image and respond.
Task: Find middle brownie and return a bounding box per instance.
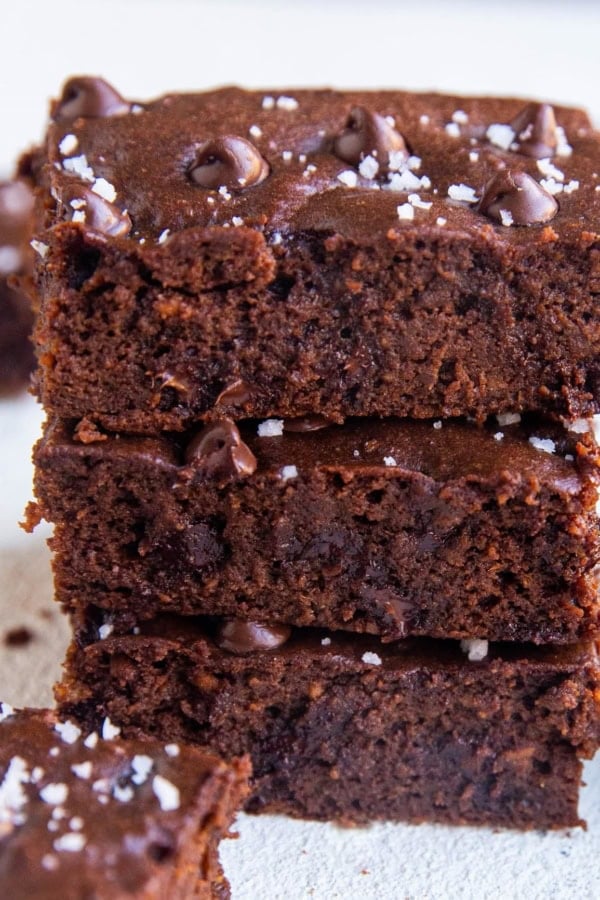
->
[33,415,600,644]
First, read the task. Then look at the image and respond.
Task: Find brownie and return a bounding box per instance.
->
[0,703,249,898]
[56,616,600,830]
[32,414,600,644]
[26,79,600,431]
[0,180,35,393]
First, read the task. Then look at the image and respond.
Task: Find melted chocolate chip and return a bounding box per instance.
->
[60,183,132,237]
[284,415,334,433]
[216,379,254,407]
[477,171,558,226]
[333,107,408,173]
[185,418,257,478]
[215,619,291,654]
[189,136,269,190]
[52,76,131,121]
[509,103,558,159]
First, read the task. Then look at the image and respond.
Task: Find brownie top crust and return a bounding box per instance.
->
[0,704,248,898]
[36,80,599,247]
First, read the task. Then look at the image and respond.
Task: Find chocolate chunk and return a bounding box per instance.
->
[216,379,254,406]
[333,107,408,173]
[52,76,131,121]
[510,103,558,159]
[283,415,334,433]
[59,183,132,237]
[188,136,269,190]
[477,171,558,226]
[185,418,257,478]
[215,619,291,654]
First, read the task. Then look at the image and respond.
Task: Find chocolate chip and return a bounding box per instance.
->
[477,171,558,226]
[52,76,131,121]
[185,418,257,478]
[188,136,269,190]
[509,103,557,159]
[215,619,291,654]
[59,183,132,237]
[216,379,253,407]
[333,107,408,173]
[284,415,334,433]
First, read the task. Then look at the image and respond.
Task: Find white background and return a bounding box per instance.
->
[1,2,599,898]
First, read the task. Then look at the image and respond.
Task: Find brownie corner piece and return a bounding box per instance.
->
[0,703,250,898]
[30,79,600,429]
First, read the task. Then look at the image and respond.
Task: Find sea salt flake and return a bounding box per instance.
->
[486,123,515,151]
[280,465,298,481]
[40,783,68,805]
[31,767,44,784]
[499,209,514,227]
[529,436,556,454]
[540,177,563,196]
[469,151,479,163]
[47,820,59,832]
[62,154,94,182]
[55,721,81,745]
[54,832,86,853]
[555,126,573,157]
[0,703,14,723]
[92,778,110,794]
[258,419,284,437]
[433,420,442,430]
[407,155,422,171]
[113,784,134,803]
[157,229,170,244]
[282,150,293,162]
[386,169,423,192]
[452,110,468,124]
[164,744,180,758]
[303,164,317,178]
[460,638,488,661]
[71,762,92,780]
[30,240,49,258]
[537,158,564,181]
[419,114,430,125]
[0,756,29,822]
[261,96,275,110]
[408,193,432,210]
[152,775,180,811]
[358,155,379,179]
[51,806,66,820]
[321,637,332,646]
[71,210,86,223]
[396,203,414,221]
[493,432,504,441]
[361,651,382,666]
[83,733,98,750]
[567,418,590,434]
[448,183,478,203]
[496,412,521,426]
[436,217,447,226]
[41,853,59,871]
[445,123,460,138]
[383,456,397,467]
[101,718,121,740]
[563,180,579,194]
[98,623,113,640]
[276,96,299,111]
[337,170,358,188]
[91,178,116,202]
[131,754,154,786]
[69,198,86,210]
[59,134,79,156]
[249,124,262,138]
[218,186,231,200]
[231,216,244,227]
[69,817,84,831]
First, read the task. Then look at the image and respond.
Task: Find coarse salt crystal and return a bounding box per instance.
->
[493,432,504,441]
[71,762,92,780]
[276,96,299,111]
[98,623,113,640]
[419,114,430,125]
[383,456,397,467]
[231,216,244,227]
[30,239,49,258]
[40,783,68,805]
[452,110,469,124]
[361,652,382,666]
[249,124,262,138]
[0,703,14,723]
[386,169,423,192]
[567,419,590,434]
[460,639,488,661]
[41,853,59,871]
[358,155,379,179]
[433,420,442,430]
[408,193,432,210]
[529,436,556,454]
[445,123,460,138]
[101,718,121,740]
[436,217,447,226]
[397,203,414,221]
[55,721,81,745]
[91,178,116,202]
[563,180,579,194]
[70,198,86,209]
[113,784,134,803]
[486,123,515,151]
[282,150,293,162]
[303,164,317,178]
[131,754,154,785]
[407,155,422,171]
[54,832,86,853]
[92,778,110,794]
[261,96,275,110]
[164,744,180,758]
[540,177,563,196]
[69,817,84,831]
[258,419,284,437]
[157,229,170,244]
[59,134,79,156]
[83,733,98,750]
[271,232,282,245]
[31,767,44,784]
[71,210,86,224]
[337,170,358,188]
[537,158,564,182]
[51,806,66,820]
[499,209,514,227]
[321,637,332,646]
[280,465,298,481]
[469,151,479,163]
[448,184,478,203]
[152,775,180,811]
[0,756,29,821]
[218,186,231,200]
[496,412,521,426]
[62,154,94,182]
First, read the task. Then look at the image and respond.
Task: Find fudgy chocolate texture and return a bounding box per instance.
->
[0,704,249,899]
[33,415,600,644]
[0,181,35,393]
[56,618,600,830]
[27,81,600,430]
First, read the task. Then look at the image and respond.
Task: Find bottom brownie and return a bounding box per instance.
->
[0,704,250,899]
[57,617,600,830]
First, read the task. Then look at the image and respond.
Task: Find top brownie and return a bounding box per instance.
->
[27,78,600,431]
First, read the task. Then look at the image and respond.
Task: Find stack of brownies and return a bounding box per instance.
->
[25,78,600,829]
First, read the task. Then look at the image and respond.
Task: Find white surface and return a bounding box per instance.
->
[1,2,600,897]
